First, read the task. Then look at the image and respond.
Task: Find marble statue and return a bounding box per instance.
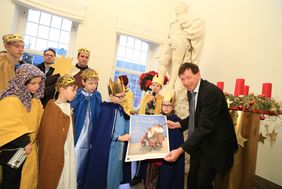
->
[158,2,205,118]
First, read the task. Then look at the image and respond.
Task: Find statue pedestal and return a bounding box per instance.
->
[214,111,260,189]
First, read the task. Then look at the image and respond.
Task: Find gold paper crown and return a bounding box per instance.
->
[78,48,90,54]
[2,34,24,44]
[80,68,99,80]
[152,75,164,86]
[55,74,76,91]
[108,78,126,95]
[163,90,176,105]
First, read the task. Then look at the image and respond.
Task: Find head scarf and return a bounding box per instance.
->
[0,64,46,112]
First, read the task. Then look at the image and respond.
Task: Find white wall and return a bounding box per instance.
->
[188,0,282,185]
[0,0,282,186]
[0,0,17,46]
[72,0,176,99]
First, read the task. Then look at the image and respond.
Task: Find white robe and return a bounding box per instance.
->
[55,102,77,189]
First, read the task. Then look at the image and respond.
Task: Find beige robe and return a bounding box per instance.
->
[0,56,15,93]
[0,96,43,189]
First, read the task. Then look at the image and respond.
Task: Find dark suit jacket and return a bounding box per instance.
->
[37,62,59,107]
[37,62,55,77]
[180,79,238,172]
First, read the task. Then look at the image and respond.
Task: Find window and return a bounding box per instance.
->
[24,9,72,56]
[114,35,154,109]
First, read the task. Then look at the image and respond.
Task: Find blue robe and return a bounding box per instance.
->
[70,89,102,189]
[157,114,185,189]
[83,102,129,189]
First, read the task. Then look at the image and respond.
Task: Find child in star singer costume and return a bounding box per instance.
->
[83,78,130,189]
[118,75,134,115]
[157,91,184,189]
[70,68,102,189]
[0,64,45,189]
[38,75,78,189]
[131,74,164,187]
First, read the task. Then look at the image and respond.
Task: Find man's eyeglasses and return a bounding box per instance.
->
[113,94,125,99]
[44,54,55,57]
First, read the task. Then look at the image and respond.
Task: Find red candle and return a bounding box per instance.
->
[243,85,249,96]
[262,83,272,98]
[217,81,224,91]
[234,78,245,96]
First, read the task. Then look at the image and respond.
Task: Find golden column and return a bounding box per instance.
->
[214,111,260,189]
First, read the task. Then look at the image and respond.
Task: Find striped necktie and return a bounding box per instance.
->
[188,91,196,137]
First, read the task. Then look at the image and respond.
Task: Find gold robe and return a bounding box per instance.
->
[138,93,163,114]
[120,88,134,115]
[0,96,43,189]
[0,56,15,93]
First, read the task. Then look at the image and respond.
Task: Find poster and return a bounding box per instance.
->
[125,114,170,162]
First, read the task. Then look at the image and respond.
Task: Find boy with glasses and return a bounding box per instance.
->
[84,78,130,189]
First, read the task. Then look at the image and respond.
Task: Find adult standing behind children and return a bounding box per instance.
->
[165,63,238,189]
[72,48,90,88]
[0,34,24,93]
[71,69,102,189]
[37,48,60,107]
[0,64,45,189]
[38,75,78,189]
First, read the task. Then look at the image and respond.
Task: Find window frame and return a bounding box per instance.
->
[113,34,160,109]
[16,5,78,62]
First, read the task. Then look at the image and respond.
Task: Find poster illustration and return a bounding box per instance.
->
[125,114,170,162]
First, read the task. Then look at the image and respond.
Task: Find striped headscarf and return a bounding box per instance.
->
[0,64,46,112]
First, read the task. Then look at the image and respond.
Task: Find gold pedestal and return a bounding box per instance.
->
[214,111,260,189]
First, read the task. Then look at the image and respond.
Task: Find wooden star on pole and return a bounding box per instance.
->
[258,132,267,144]
[51,55,74,75]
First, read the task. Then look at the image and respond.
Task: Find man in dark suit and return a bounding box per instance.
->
[37,48,59,107]
[165,63,238,189]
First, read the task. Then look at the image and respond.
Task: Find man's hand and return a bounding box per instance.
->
[164,147,184,162]
[166,120,181,129]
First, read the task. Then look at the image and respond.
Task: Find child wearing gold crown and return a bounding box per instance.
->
[72,48,91,88]
[0,34,24,93]
[0,64,45,189]
[84,78,130,189]
[157,91,184,189]
[38,75,78,189]
[131,74,164,187]
[118,75,134,115]
[70,68,102,189]
[139,74,164,115]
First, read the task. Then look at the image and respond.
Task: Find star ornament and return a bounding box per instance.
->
[269,129,278,146]
[236,132,248,148]
[51,55,74,75]
[258,132,267,144]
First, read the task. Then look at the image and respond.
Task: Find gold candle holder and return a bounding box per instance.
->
[214,111,260,189]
